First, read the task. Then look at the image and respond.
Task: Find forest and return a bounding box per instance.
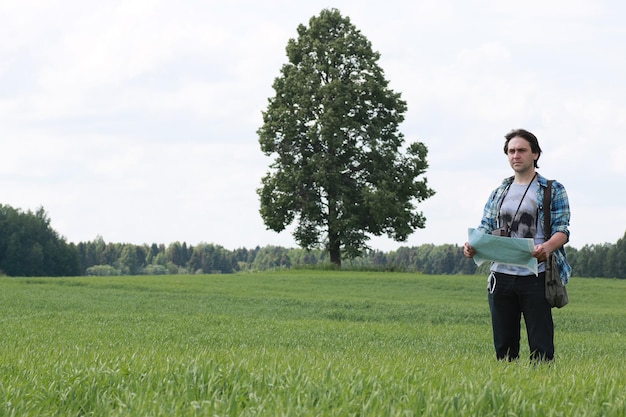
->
[1,203,624,278]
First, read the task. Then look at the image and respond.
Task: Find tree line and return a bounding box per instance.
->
[74,240,477,276]
[74,238,626,279]
[1,204,625,278]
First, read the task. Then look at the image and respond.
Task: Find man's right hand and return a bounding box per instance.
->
[463,242,476,258]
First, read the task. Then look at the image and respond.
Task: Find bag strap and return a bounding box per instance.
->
[543,180,553,240]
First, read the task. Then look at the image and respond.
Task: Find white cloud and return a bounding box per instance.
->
[485,0,604,18]
[609,145,626,175]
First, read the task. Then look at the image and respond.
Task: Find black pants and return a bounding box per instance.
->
[488,272,554,361]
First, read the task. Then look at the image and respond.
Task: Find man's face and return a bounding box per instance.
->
[506,136,538,174]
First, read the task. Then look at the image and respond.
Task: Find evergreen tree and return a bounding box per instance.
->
[0,204,80,276]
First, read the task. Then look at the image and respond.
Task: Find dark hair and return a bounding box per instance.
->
[504,128,542,168]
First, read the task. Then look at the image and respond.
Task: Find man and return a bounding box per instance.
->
[464,129,571,362]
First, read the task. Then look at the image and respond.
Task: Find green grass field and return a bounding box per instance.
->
[1,271,624,416]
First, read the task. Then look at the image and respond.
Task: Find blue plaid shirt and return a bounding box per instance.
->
[477,173,572,284]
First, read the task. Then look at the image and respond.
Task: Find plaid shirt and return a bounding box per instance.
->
[477,173,572,284]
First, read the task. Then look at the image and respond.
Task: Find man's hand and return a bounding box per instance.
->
[534,232,568,262]
[463,242,476,258]
[533,244,549,262]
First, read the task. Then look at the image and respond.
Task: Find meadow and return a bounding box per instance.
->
[0,271,624,416]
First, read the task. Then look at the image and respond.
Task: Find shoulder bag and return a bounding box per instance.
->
[544,180,569,308]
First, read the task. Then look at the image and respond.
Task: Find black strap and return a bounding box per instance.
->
[498,173,537,229]
[543,180,553,240]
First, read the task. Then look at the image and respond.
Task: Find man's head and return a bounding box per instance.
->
[504,128,542,169]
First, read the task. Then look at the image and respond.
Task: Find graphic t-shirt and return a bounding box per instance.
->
[492,179,546,275]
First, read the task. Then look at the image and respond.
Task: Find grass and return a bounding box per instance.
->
[0,271,624,416]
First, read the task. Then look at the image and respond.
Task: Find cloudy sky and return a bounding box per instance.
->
[2,0,625,251]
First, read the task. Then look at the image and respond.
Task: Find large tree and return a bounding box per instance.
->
[258,9,435,266]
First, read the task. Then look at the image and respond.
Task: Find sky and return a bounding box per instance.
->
[1,0,625,251]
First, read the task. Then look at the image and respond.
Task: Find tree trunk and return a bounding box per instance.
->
[329,231,341,268]
[327,192,342,268]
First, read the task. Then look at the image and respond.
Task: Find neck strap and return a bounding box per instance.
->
[498,173,537,228]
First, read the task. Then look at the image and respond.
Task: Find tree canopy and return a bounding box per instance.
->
[257,8,435,266]
[0,204,80,276]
